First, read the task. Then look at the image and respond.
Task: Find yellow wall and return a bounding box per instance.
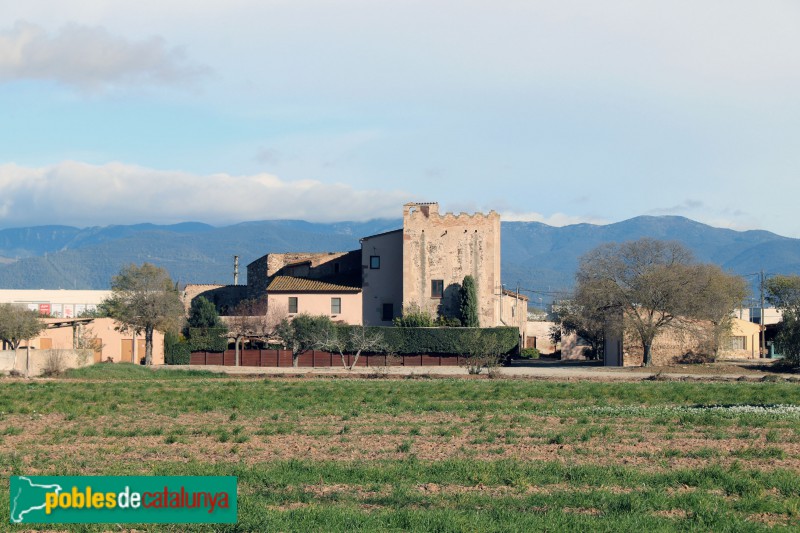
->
[26,318,165,365]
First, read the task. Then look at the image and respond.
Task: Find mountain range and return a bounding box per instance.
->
[1,216,799,304]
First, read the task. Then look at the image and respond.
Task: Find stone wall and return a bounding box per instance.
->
[182,284,248,315]
[622,322,708,366]
[247,250,361,300]
[524,321,557,354]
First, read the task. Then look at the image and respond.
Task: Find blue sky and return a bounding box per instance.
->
[1,1,799,236]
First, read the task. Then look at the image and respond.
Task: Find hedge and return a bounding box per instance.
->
[187,327,229,353]
[164,331,191,365]
[335,325,519,355]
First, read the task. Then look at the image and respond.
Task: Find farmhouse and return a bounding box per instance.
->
[603,314,763,367]
[186,202,527,333]
[0,290,166,370]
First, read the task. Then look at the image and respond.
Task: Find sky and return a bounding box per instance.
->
[1,1,799,236]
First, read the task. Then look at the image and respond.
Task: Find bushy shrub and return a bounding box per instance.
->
[677,351,715,364]
[435,316,462,327]
[41,349,67,376]
[393,303,435,327]
[520,347,540,359]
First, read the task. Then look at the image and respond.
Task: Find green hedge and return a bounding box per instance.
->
[188,327,229,353]
[164,331,191,365]
[335,326,519,355]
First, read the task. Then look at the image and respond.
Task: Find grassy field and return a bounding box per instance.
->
[2,364,800,531]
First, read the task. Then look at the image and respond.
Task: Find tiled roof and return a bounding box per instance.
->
[361,228,402,241]
[502,289,529,301]
[266,276,361,293]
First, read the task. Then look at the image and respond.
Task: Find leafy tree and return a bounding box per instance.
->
[766,275,800,315]
[187,296,223,329]
[185,295,228,354]
[766,275,800,364]
[0,303,46,376]
[459,275,479,327]
[275,314,333,367]
[550,298,605,360]
[576,238,745,366]
[393,303,435,327]
[101,263,184,366]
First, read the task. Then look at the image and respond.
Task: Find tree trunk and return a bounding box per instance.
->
[235,337,241,366]
[26,344,31,378]
[643,342,652,367]
[341,352,347,369]
[349,349,362,371]
[293,353,299,368]
[12,345,19,373]
[145,326,154,366]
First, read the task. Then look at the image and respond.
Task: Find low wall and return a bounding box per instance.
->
[0,349,94,376]
[189,349,468,367]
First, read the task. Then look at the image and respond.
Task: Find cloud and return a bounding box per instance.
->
[501,211,608,227]
[0,161,412,227]
[0,20,207,91]
[648,199,705,216]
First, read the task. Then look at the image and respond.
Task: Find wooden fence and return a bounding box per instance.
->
[189,349,466,367]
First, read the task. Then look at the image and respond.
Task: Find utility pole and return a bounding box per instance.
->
[760,270,766,358]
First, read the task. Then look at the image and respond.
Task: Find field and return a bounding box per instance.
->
[2,364,800,531]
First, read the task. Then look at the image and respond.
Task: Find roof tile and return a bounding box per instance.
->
[267,276,361,293]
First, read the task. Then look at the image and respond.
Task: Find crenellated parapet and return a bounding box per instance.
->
[403,202,499,226]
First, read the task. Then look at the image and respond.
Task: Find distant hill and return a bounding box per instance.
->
[0,220,402,289]
[0,216,799,299]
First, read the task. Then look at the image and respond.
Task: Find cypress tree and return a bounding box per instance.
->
[459,275,479,327]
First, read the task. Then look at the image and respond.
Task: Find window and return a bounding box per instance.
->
[382,303,394,322]
[728,336,746,350]
[431,279,444,298]
[331,297,341,315]
[370,255,381,269]
[288,297,298,314]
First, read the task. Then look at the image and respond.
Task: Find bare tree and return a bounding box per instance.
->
[225,298,287,366]
[575,239,747,366]
[461,330,502,375]
[318,326,386,370]
[691,265,750,357]
[227,298,266,367]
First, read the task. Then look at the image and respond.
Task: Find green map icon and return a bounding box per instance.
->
[10,476,63,523]
[9,475,237,524]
